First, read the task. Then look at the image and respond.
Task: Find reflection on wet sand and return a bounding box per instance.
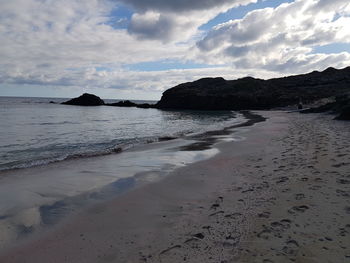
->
[0,116,252,251]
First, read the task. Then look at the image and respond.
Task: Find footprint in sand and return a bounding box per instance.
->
[295,193,305,200]
[337,179,350,185]
[282,239,299,256]
[288,205,309,214]
[344,207,350,214]
[258,211,271,218]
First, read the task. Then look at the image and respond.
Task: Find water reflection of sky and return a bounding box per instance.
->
[0,122,250,251]
[0,136,226,250]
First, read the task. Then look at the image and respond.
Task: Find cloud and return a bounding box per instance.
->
[0,0,260,93]
[125,0,258,42]
[1,0,350,99]
[118,0,255,13]
[0,0,189,89]
[1,64,279,98]
[195,0,350,72]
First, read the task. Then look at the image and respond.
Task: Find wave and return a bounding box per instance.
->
[0,111,246,173]
[0,144,127,172]
[39,121,78,126]
[0,135,181,172]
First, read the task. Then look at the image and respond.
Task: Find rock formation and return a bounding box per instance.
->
[301,93,350,120]
[156,67,350,110]
[107,100,156,109]
[61,67,350,119]
[62,93,105,106]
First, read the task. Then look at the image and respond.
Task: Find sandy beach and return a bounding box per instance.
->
[0,111,349,263]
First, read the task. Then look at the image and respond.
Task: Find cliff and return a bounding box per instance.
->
[156,67,350,110]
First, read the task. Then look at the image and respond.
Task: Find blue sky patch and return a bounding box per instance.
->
[313,43,350,54]
[200,0,294,31]
[125,59,225,72]
[106,4,134,29]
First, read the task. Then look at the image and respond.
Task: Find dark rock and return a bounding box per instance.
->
[335,106,350,120]
[302,92,350,120]
[108,100,137,107]
[158,136,177,141]
[107,100,156,109]
[49,101,56,104]
[334,93,350,120]
[62,93,105,106]
[136,103,156,109]
[156,67,350,110]
[300,102,336,113]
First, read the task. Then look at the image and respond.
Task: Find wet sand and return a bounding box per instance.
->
[1,111,349,262]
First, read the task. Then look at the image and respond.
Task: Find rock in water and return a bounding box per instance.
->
[62,93,105,106]
[108,100,137,107]
[107,100,156,109]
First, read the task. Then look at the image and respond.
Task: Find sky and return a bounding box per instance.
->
[0,0,350,100]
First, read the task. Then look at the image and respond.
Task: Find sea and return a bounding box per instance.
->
[0,96,244,172]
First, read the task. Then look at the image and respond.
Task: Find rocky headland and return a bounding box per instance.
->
[156,66,350,111]
[62,67,350,120]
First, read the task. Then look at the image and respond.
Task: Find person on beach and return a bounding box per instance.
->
[298,98,303,110]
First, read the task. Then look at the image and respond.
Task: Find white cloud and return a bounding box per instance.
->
[195,0,350,73]
[1,0,350,99]
[126,0,258,42]
[0,0,189,90]
[118,0,253,13]
[0,0,261,95]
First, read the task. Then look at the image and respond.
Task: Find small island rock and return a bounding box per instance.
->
[62,93,105,106]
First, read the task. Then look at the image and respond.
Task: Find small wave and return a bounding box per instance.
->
[0,112,246,173]
[39,121,78,126]
[0,143,22,149]
[0,132,190,172]
[0,145,126,172]
[90,119,110,122]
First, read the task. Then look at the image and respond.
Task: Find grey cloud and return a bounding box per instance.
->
[2,74,76,87]
[195,0,350,73]
[127,13,177,41]
[228,8,273,43]
[309,0,350,12]
[264,53,350,73]
[224,45,250,57]
[118,0,254,13]
[2,0,350,96]
[301,29,338,46]
[125,0,257,42]
[197,8,273,51]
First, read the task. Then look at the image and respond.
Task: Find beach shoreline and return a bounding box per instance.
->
[0,110,250,253]
[1,111,349,262]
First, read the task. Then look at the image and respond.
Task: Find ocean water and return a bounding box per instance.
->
[0,96,243,171]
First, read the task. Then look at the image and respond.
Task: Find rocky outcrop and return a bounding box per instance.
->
[62,95,157,109]
[336,106,350,120]
[108,100,137,107]
[156,67,350,110]
[334,94,350,120]
[62,93,105,106]
[107,100,156,109]
[301,93,350,120]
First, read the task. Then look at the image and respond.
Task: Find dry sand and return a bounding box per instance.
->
[0,111,349,263]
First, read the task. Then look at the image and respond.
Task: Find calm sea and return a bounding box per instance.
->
[0,96,243,171]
